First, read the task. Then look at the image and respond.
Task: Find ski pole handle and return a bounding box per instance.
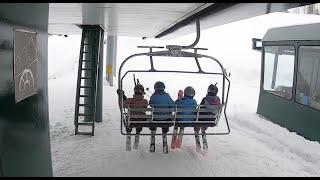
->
[133,74,137,86]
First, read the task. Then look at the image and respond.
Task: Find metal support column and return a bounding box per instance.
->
[105,35,118,86]
[96,30,104,122]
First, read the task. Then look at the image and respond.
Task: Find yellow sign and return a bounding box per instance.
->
[106,65,112,74]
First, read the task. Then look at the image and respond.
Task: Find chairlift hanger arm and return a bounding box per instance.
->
[166,19,201,50]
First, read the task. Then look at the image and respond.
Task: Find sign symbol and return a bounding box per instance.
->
[14,29,38,103]
[106,65,112,74]
[19,69,35,91]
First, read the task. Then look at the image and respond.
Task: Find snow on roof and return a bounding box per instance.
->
[263,22,320,41]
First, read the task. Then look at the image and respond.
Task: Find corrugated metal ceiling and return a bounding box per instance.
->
[48,3,212,37]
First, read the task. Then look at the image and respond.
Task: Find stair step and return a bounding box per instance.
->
[83,51,96,53]
[78,113,94,116]
[78,122,94,126]
[79,95,92,98]
[76,132,94,136]
[83,43,97,46]
[80,86,93,88]
[81,68,94,70]
[78,104,93,107]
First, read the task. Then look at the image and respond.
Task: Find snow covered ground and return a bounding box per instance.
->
[48,12,320,177]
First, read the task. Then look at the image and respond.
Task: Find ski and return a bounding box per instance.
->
[172,90,183,149]
[126,133,131,151]
[171,127,178,149]
[150,130,156,152]
[195,129,201,152]
[163,132,168,154]
[202,128,208,153]
[176,127,184,148]
[173,90,184,149]
[133,133,140,149]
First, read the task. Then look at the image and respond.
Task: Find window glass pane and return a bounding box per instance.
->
[296,46,320,110]
[263,46,295,99]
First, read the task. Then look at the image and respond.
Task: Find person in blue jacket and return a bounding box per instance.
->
[149,81,175,134]
[175,86,197,121]
[171,86,197,149]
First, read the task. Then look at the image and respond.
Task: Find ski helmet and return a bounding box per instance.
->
[154,81,165,90]
[207,84,218,96]
[134,84,145,95]
[184,86,195,97]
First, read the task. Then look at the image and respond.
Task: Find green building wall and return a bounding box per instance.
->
[257,90,320,142]
[0,3,52,176]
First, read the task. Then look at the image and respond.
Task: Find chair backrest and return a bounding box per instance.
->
[124,104,224,128]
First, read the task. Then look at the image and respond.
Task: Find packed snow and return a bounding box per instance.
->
[48,12,320,177]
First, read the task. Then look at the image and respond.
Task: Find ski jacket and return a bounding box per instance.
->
[197,95,221,122]
[200,95,221,112]
[175,96,197,121]
[149,91,175,120]
[124,94,148,121]
[200,95,221,109]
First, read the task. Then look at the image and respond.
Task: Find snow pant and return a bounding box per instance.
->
[194,126,207,132]
[195,112,216,132]
[149,118,171,133]
[126,127,142,134]
[126,118,145,134]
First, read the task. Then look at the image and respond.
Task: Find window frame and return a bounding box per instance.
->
[262,44,296,100]
[295,45,320,111]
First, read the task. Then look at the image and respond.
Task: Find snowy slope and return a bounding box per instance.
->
[48,12,320,177]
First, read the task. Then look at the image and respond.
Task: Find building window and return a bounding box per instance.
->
[263,46,295,99]
[296,46,320,110]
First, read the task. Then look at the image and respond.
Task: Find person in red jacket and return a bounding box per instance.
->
[122,84,149,134]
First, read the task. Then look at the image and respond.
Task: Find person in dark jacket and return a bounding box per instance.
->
[117,85,148,134]
[195,84,221,132]
[149,81,175,134]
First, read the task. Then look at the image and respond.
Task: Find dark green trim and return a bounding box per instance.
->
[0,156,2,176]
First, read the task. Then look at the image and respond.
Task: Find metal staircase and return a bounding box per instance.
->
[74,25,103,136]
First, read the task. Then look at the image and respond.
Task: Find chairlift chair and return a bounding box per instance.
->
[117,19,231,136]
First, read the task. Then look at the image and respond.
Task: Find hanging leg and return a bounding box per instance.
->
[126,127,132,151]
[201,126,208,153]
[150,127,156,152]
[171,127,178,149]
[176,127,184,148]
[162,127,169,154]
[133,127,142,149]
[194,127,201,152]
